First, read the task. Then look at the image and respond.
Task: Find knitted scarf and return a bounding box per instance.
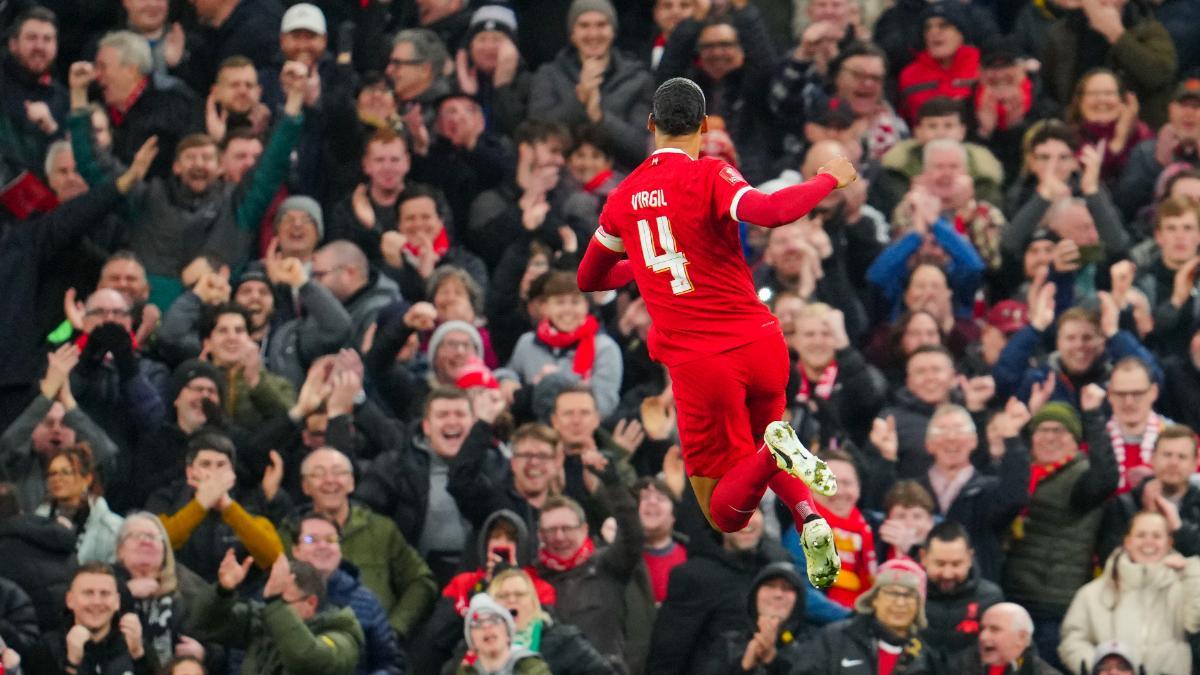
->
[535,315,599,377]
[403,227,450,258]
[798,361,839,401]
[1107,414,1160,490]
[537,537,595,572]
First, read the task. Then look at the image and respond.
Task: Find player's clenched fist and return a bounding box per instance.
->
[818,155,858,189]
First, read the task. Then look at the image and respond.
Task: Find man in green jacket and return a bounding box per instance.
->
[66,56,309,308]
[193,549,364,675]
[282,447,437,639]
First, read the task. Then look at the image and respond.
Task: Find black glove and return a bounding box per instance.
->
[92,323,137,380]
[200,398,229,431]
[337,21,356,58]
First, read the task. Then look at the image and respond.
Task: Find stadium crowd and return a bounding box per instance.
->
[2,0,1200,673]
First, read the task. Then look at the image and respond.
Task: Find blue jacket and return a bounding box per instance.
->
[326,565,407,675]
[993,324,1162,408]
[866,218,985,320]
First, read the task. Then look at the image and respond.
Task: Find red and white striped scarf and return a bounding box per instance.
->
[1107,414,1160,491]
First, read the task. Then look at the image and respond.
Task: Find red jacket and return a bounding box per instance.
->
[898,45,981,124]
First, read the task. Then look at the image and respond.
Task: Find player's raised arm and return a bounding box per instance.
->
[734,155,858,228]
[578,227,635,292]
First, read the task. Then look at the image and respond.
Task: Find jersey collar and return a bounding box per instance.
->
[651,147,695,160]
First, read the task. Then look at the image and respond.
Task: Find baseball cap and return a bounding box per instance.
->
[985,300,1028,335]
[1174,77,1200,104]
[281,3,327,35]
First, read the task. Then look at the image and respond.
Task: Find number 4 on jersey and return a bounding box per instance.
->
[637,216,694,295]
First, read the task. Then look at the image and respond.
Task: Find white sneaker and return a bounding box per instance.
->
[764,421,837,496]
[801,517,841,589]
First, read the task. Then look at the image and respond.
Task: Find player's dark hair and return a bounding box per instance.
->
[652,78,706,136]
[924,520,972,549]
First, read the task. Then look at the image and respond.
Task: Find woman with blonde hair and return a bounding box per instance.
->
[1059,511,1200,675]
[115,512,207,672]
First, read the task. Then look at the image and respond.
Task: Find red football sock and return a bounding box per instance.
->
[709,444,777,532]
[769,472,818,534]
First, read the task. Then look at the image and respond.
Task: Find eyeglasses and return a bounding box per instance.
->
[1108,388,1152,400]
[300,534,340,545]
[539,523,582,537]
[878,587,919,602]
[302,467,352,480]
[843,67,884,84]
[310,265,343,281]
[513,451,555,463]
[85,307,131,319]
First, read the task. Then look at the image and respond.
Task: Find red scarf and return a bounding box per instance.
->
[1028,459,1069,495]
[535,314,599,377]
[403,227,450,258]
[798,361,839,401]
[108,77,148,126]
[538,537,595,572]
[1107,415,1160,492]
[583,168,614,194]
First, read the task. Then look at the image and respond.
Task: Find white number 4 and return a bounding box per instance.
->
[637,216,693,295]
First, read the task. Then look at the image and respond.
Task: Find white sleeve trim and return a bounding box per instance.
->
[728,185,754,222]
[594,226,625,253]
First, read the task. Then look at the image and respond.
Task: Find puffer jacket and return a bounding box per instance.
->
[790,613,941,675]
[1059,551,1200,675]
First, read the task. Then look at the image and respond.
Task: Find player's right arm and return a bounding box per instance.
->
[577,224,635,292]
[733,156,858,228]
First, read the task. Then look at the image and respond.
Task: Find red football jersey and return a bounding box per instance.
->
[596,148,780,366]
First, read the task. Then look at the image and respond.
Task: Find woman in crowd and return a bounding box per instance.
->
[1067,69,1152,186]
[35,444,123,564]
[1058,511,1200,675]
[114,512,205,673]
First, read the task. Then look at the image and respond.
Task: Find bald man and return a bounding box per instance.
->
[953,602,1059,674]
[311,240,399,348]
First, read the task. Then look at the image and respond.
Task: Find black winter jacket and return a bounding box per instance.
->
[922,567,1004,659]
[791,614,942,675]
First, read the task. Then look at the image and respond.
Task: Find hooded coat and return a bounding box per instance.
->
[1058,551,1200,675]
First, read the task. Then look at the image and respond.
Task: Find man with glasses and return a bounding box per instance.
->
[657,2,778,182]
[1102,357,1171,492]
[193,551,363,675]
[290,511,405,673]
[1002,390,1119,670]
[535,490,648,670]
[384,29,451,132]
[68,288,170,457]
[290,447,436,641]
[867,402,1030,581]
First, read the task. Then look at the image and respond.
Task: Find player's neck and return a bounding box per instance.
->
[654,134,701,159]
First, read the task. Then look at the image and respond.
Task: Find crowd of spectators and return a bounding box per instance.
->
[1,0,1200,673]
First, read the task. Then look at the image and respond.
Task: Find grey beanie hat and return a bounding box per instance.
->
[463,593,515,649]
[567,0,617,33]
[275,195,325,240]
[428,320,483,359]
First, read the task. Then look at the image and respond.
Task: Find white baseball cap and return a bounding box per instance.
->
[281,3,327,35]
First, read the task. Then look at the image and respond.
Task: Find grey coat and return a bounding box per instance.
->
[0,395,120,513]
[529,48,653,170]
[498,330,623,419]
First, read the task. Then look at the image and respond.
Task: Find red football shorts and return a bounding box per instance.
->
[668,332,789,479]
